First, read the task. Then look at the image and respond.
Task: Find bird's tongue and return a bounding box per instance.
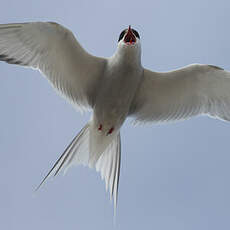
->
[124,26,136,44]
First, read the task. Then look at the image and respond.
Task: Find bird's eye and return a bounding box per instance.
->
[118,30,127,42]
[132,29,140,39]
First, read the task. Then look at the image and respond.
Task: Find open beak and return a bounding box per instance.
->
[124,25,136,44]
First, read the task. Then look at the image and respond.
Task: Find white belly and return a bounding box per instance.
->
[93,62,143,135]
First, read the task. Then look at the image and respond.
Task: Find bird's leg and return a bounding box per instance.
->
[107,127,114,135]
[98,124,114,135]
[98,124,103,131]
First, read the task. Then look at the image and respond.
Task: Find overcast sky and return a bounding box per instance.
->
[1,0,230,229]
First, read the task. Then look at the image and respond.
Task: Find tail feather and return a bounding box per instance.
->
[35,123,90,191]
[36,122,121,209]
[96,134,121,207]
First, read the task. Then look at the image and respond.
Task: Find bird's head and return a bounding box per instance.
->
[118,25,140,45]
[116,25,141,64]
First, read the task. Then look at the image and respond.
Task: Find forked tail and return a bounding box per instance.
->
[36,122,121,209]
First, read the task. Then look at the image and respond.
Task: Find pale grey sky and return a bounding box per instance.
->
[1,0,230,229]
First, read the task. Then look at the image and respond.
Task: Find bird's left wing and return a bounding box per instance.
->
[129,64,230,123]
[0,22,106,109]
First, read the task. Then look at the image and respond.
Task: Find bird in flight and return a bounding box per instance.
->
[1,22,230,209]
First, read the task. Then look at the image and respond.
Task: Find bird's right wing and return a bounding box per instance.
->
[129,64,230,124]
[0,22,106,109]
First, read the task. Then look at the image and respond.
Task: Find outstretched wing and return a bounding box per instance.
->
[129,64,230,123]
[0,22,106,109]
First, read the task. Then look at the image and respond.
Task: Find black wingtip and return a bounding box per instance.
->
[208,65,224,70]
[0,54,24,65]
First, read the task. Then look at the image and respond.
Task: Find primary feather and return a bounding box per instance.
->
[130,64,230,124]
[0,22,106,109]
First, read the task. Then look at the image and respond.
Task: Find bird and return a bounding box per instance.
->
[1,22,230,210]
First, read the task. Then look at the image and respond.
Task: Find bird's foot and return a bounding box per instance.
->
[98,124,103,131]
[107,127,114,135]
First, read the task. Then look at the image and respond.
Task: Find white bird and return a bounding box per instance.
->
[1,22,230,209]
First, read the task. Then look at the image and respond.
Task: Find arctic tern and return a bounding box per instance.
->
[1,22,230,208]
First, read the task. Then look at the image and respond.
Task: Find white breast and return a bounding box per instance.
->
[93,55,143,135]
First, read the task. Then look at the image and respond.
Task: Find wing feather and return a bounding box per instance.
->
[130,64,230,123]
[0,22,106,109]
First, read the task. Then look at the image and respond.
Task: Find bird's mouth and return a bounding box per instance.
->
[124,25,136,44]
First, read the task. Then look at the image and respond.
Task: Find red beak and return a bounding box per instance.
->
[124,25,136,44]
